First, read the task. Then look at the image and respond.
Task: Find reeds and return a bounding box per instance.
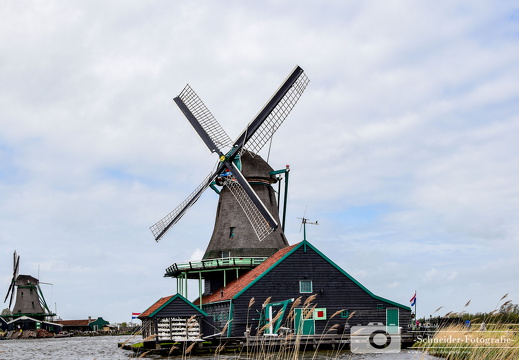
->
[415,323,519,360]
[414,295,519,360]
[234,295,351,360]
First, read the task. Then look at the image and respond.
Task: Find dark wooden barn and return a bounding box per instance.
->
[2,315,62,332]
[140,240,411,341]
[54,317,109,332]
[195,240,411,337]
[138,293,212,341]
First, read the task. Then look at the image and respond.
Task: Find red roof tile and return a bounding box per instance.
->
[195,243,299,305]
[139,295,174,318]
[55,319,91,326]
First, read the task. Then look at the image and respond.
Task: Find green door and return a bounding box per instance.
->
[265,300,292,335]
[294,308,315,335]
[386,308,399,334]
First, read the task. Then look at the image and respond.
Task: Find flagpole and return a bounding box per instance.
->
[414,290,417,323]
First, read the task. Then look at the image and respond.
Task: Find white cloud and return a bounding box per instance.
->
[0,0,518,322]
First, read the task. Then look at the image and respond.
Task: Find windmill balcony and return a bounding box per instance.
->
[164,256,267,278]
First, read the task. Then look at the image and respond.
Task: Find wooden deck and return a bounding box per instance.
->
[122,331,420,356]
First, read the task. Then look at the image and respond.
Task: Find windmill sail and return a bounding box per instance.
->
[224,178,274,241]
[242,68,309,156]
[175,85,233,153]
[152,66,308,243]
[4,251,19,307]
[150,170,220,241]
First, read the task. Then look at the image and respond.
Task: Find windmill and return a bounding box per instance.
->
[2,251,55,321]
[150,65,309,259]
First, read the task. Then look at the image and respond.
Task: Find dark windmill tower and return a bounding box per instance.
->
[204,150,287,259]
[2,251,55,322]
[150,66,309,298]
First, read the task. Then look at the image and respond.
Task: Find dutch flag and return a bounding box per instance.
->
[132,312,141,319]
[410,292,416,307]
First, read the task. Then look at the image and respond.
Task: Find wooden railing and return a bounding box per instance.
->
[165,257,267,276]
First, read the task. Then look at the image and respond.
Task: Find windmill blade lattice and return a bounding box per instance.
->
[151,66,309,242]
[224,178,274,241]
[150,170,219,241]
[4,251,20,307]
[4,280,14,305]
[176,85,233,153]
[243,70,309,156]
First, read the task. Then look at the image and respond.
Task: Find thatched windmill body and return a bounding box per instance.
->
[150,66,309,296]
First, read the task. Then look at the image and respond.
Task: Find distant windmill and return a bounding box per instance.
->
[3,251,55,320]
[150,66,309,259]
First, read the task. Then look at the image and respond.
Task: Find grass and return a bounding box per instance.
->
[413,294,519,360]
[129,295,359,359]
[413,323,519,360]
[179,295,356,360]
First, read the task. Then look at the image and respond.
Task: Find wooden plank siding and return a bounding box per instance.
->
[200,301,231,334]
[139,294,214,339]
[222,242,411,337]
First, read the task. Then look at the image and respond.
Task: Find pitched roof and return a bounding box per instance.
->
[139,295,174,318]
[195,243,299,305]
[139,293,208,319]
[55,319,91,326]
[12,316,63,327]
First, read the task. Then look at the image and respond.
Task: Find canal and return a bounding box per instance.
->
[0,335,443,360]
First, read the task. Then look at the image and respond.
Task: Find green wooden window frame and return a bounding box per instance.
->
[314,308,327,320]
[377,304,384,310]
[299,280,313,293]
[214,312,229,322]
[340,310,349,318]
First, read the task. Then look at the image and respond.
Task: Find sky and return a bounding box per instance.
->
[1,1,518,324]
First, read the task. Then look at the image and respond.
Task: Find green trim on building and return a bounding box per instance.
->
[227,300,234,337]
[89,317,109,331]
[233,244,299,299]
[234,240,410,311]
[149,293,208,318]
[305,241,410,310]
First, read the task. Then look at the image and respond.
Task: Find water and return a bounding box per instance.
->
[0,336,442,360]
[0,336,138,360]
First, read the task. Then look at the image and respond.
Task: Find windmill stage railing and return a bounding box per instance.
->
[164,256,267,277]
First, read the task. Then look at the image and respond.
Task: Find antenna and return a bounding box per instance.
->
[297,207,319,241]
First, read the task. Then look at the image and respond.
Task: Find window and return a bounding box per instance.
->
[377,304,384,310]
[213,312,229,322]
[299,280,313,293]
[221,251,230,258]
[229,227,236,238]
[340,310,350,318]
